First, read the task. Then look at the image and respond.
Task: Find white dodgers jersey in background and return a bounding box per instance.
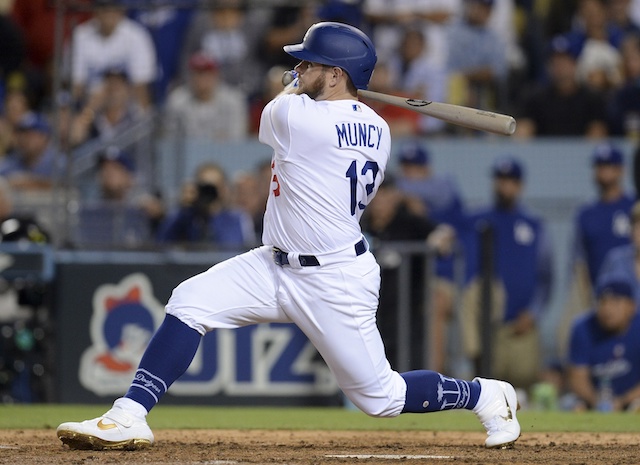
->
[259,94,391,255]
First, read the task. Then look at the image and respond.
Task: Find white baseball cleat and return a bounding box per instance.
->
[472,377,521,449]
[57,407,154,451]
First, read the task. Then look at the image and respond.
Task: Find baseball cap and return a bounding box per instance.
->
[98,146,135,173]
[492,155,523,180]
[398,142,430,166]
[595,274,634,300]
[547,35,579,59]
[592,142,624,166]
[16,112,51,134]
[189,52,218,72]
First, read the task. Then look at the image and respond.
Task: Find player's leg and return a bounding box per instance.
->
[278,253,519,448]
[57,246,286,450]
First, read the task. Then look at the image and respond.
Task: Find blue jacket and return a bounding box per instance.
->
[571,194,635,286]
[466,205,553,322]
[156,206,255,247]
[570,311,640,397]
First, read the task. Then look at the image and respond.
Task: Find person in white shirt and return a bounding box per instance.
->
[163,52,248,141]
[71,0,156,110]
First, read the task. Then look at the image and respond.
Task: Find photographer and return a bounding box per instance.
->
[156,162,256,248]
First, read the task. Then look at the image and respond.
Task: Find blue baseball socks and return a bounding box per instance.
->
[117,314,202,415]
[401,370,481,413]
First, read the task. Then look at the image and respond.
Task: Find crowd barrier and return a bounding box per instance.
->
[0,242,461,405]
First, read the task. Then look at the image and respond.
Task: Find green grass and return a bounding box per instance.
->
[1,405,640,432]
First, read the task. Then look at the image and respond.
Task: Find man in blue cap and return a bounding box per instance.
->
[0,112,63,190]
[559,142,635,359]
[567,273,640,411]
[462,155,553,391]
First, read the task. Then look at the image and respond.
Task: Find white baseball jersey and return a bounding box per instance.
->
[259,93,391,254]
[166,92,406,419]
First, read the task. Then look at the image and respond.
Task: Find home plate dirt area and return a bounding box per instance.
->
[0,430,636,464]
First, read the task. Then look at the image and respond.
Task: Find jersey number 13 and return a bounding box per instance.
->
[346,160,379,216]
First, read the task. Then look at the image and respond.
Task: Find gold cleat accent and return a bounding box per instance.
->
[57,429,152,451]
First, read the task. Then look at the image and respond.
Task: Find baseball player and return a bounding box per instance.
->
[558,142,635,359]
[57,22,520,451]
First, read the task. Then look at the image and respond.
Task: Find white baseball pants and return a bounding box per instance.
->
[165,245,406,417]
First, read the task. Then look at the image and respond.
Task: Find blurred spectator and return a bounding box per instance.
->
[129,2,195,104]
[607,0,640,35]
[386,25,448,134]
[0,112,63,191]
[361,61,420,137]
[317,0,365,28]
[563,0,625,57]
[74,146,164,248]
[261,4,318,69]
[462,156,553,390]
[576,39,623,94]
[69,67,145,148]
[249,65,289,134]
[164,52,248,141]
[599,201,640,306]
[180,1,266,98]
[395,141,465,231]
[543,0,580,39]
[631,0,640,27]
[361,174,439,369]
[157,162,255,247]
[70,0,156,110]
[514,35,608,138]
[0,87,30,157]
[0,5,26,98]
[487,0,523,74]
[231,159,271,240]
[446,0,508,111]
[11,0,90,75]
[607,33,640,136]
[567,273,640,411]
[363,0,461,68]
[569,0,625,94]
[394,142,466,372]
[559,142,634,359]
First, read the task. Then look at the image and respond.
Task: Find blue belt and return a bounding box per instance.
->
[273,239,367,267]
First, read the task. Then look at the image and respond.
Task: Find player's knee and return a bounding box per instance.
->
[350,398,403,418]
[361,405,401,418]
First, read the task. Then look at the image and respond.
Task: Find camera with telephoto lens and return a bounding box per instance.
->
[193,183,219,216]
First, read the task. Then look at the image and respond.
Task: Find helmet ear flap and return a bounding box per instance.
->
[283,22,377,90]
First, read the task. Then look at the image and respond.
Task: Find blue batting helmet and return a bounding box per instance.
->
[283,22,377,90]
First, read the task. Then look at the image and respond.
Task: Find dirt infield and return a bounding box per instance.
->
[0,429,636,464]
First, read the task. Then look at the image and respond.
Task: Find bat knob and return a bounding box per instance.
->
[282,70,298,87]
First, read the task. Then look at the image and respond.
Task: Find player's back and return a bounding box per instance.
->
[259,93,391,254]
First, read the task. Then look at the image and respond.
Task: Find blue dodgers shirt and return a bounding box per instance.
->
[569,312,640,397]
[573,194,635,286]
[466,206,552,322]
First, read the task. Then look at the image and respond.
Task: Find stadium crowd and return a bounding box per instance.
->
[1,0,640,412]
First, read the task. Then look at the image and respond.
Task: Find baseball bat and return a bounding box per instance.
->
[281,70,516,136]
[357,89,516,136]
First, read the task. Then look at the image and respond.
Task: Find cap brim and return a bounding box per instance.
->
[283,44,326,65]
